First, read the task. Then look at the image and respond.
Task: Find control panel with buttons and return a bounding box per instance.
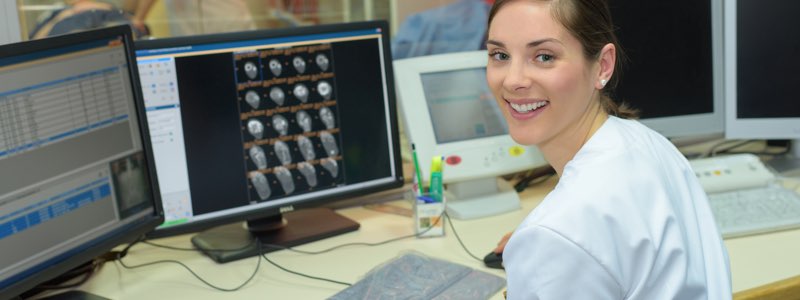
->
[688,153,775,194]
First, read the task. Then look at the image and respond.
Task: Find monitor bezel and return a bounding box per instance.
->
[394,50,548,184]
[135,21,404,238]
[633,0,725,139]
[723,0,800,139]
[0,25,164,298]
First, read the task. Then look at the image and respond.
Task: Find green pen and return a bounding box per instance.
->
[411,144,424,194]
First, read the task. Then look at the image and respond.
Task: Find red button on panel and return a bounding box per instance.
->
[446,155,462,166]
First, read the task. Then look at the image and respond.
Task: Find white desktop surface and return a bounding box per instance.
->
[66,177,800,299]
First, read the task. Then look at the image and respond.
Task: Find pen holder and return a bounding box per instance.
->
[413,192,446,238]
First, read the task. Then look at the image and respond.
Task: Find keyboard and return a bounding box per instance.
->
[708,185,800,238]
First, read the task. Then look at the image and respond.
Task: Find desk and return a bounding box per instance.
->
[66,176,800,299]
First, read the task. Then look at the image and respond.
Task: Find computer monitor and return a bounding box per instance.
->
[0,26,162,297]
[394,51,548,220]
[609,0,724,139]
[724,0,800,153]
[135,21,403,262]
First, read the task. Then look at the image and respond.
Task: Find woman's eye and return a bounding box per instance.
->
[535,54,555,63]
[490,52,509,61]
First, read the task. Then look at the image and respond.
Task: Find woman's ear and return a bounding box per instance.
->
[595,43,616,89]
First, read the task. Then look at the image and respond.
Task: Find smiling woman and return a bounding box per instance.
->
[484,0,733,299]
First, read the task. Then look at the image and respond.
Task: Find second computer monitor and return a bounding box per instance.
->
[395,51,548,220]
[0,26,162,297]
[609,0,724,139]
[135,21,403,255]
[724,0,800,140]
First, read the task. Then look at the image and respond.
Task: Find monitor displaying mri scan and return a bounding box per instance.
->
[134,21,403,257]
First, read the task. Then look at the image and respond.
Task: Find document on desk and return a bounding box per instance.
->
[329,252,505,300]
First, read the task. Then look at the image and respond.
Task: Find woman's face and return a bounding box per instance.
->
[486,0,600,146]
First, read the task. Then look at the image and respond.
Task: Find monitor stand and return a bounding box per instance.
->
[191,207,359,263]
[444,177,521,220]
[766,139,800,177]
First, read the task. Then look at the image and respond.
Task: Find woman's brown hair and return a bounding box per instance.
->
[488,0,639,119]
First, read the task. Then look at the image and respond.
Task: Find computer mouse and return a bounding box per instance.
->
[483,251,504,269]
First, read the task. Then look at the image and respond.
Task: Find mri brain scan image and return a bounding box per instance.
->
[269,87,285,106]
[320,158,339,178]
[320,131,339,157]
[293,84,309,103]
[245,90,260,109]
[297,162,317,187]
[315,53,329,71]
[247,119,264,140]
[249,145,267,170]
[274,166,295,194]
[292,56,306,74]
[244,61,258,80]
[319,107,335,129]
[272,114,289,136]
[274,140,292,166]
[297,136,315,161]
[296,110,312,132]
[317,81,332,100]
[250,171,271,200]
[268,59,282,77]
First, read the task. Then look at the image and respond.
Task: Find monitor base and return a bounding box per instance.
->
[766,139,800,177]
[445,177,521,220]
[37,290,110,300]
[191,208,359,263]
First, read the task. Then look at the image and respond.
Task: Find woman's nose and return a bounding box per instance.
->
[503,60,532,91]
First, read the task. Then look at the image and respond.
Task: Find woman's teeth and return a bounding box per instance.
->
[510,101,548,113]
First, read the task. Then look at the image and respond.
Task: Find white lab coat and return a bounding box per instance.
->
[504,116,731,299]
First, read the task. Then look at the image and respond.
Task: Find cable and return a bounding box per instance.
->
[34,260,102,290]
[703,139,793,158]
[131,210,446,289]
[143,240,198,251]
[443,212,483,262]
[704,139,756,157]
[726,144,792,157]
[262,234,417,255]
[117,240,262,292]
[260,208,444,255]
[29,235,146,292]
[514,166,556,192]
[142,238,258,253]
[260,253,352,286]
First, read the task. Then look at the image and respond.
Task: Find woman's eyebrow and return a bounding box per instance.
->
[486,38,562,48]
